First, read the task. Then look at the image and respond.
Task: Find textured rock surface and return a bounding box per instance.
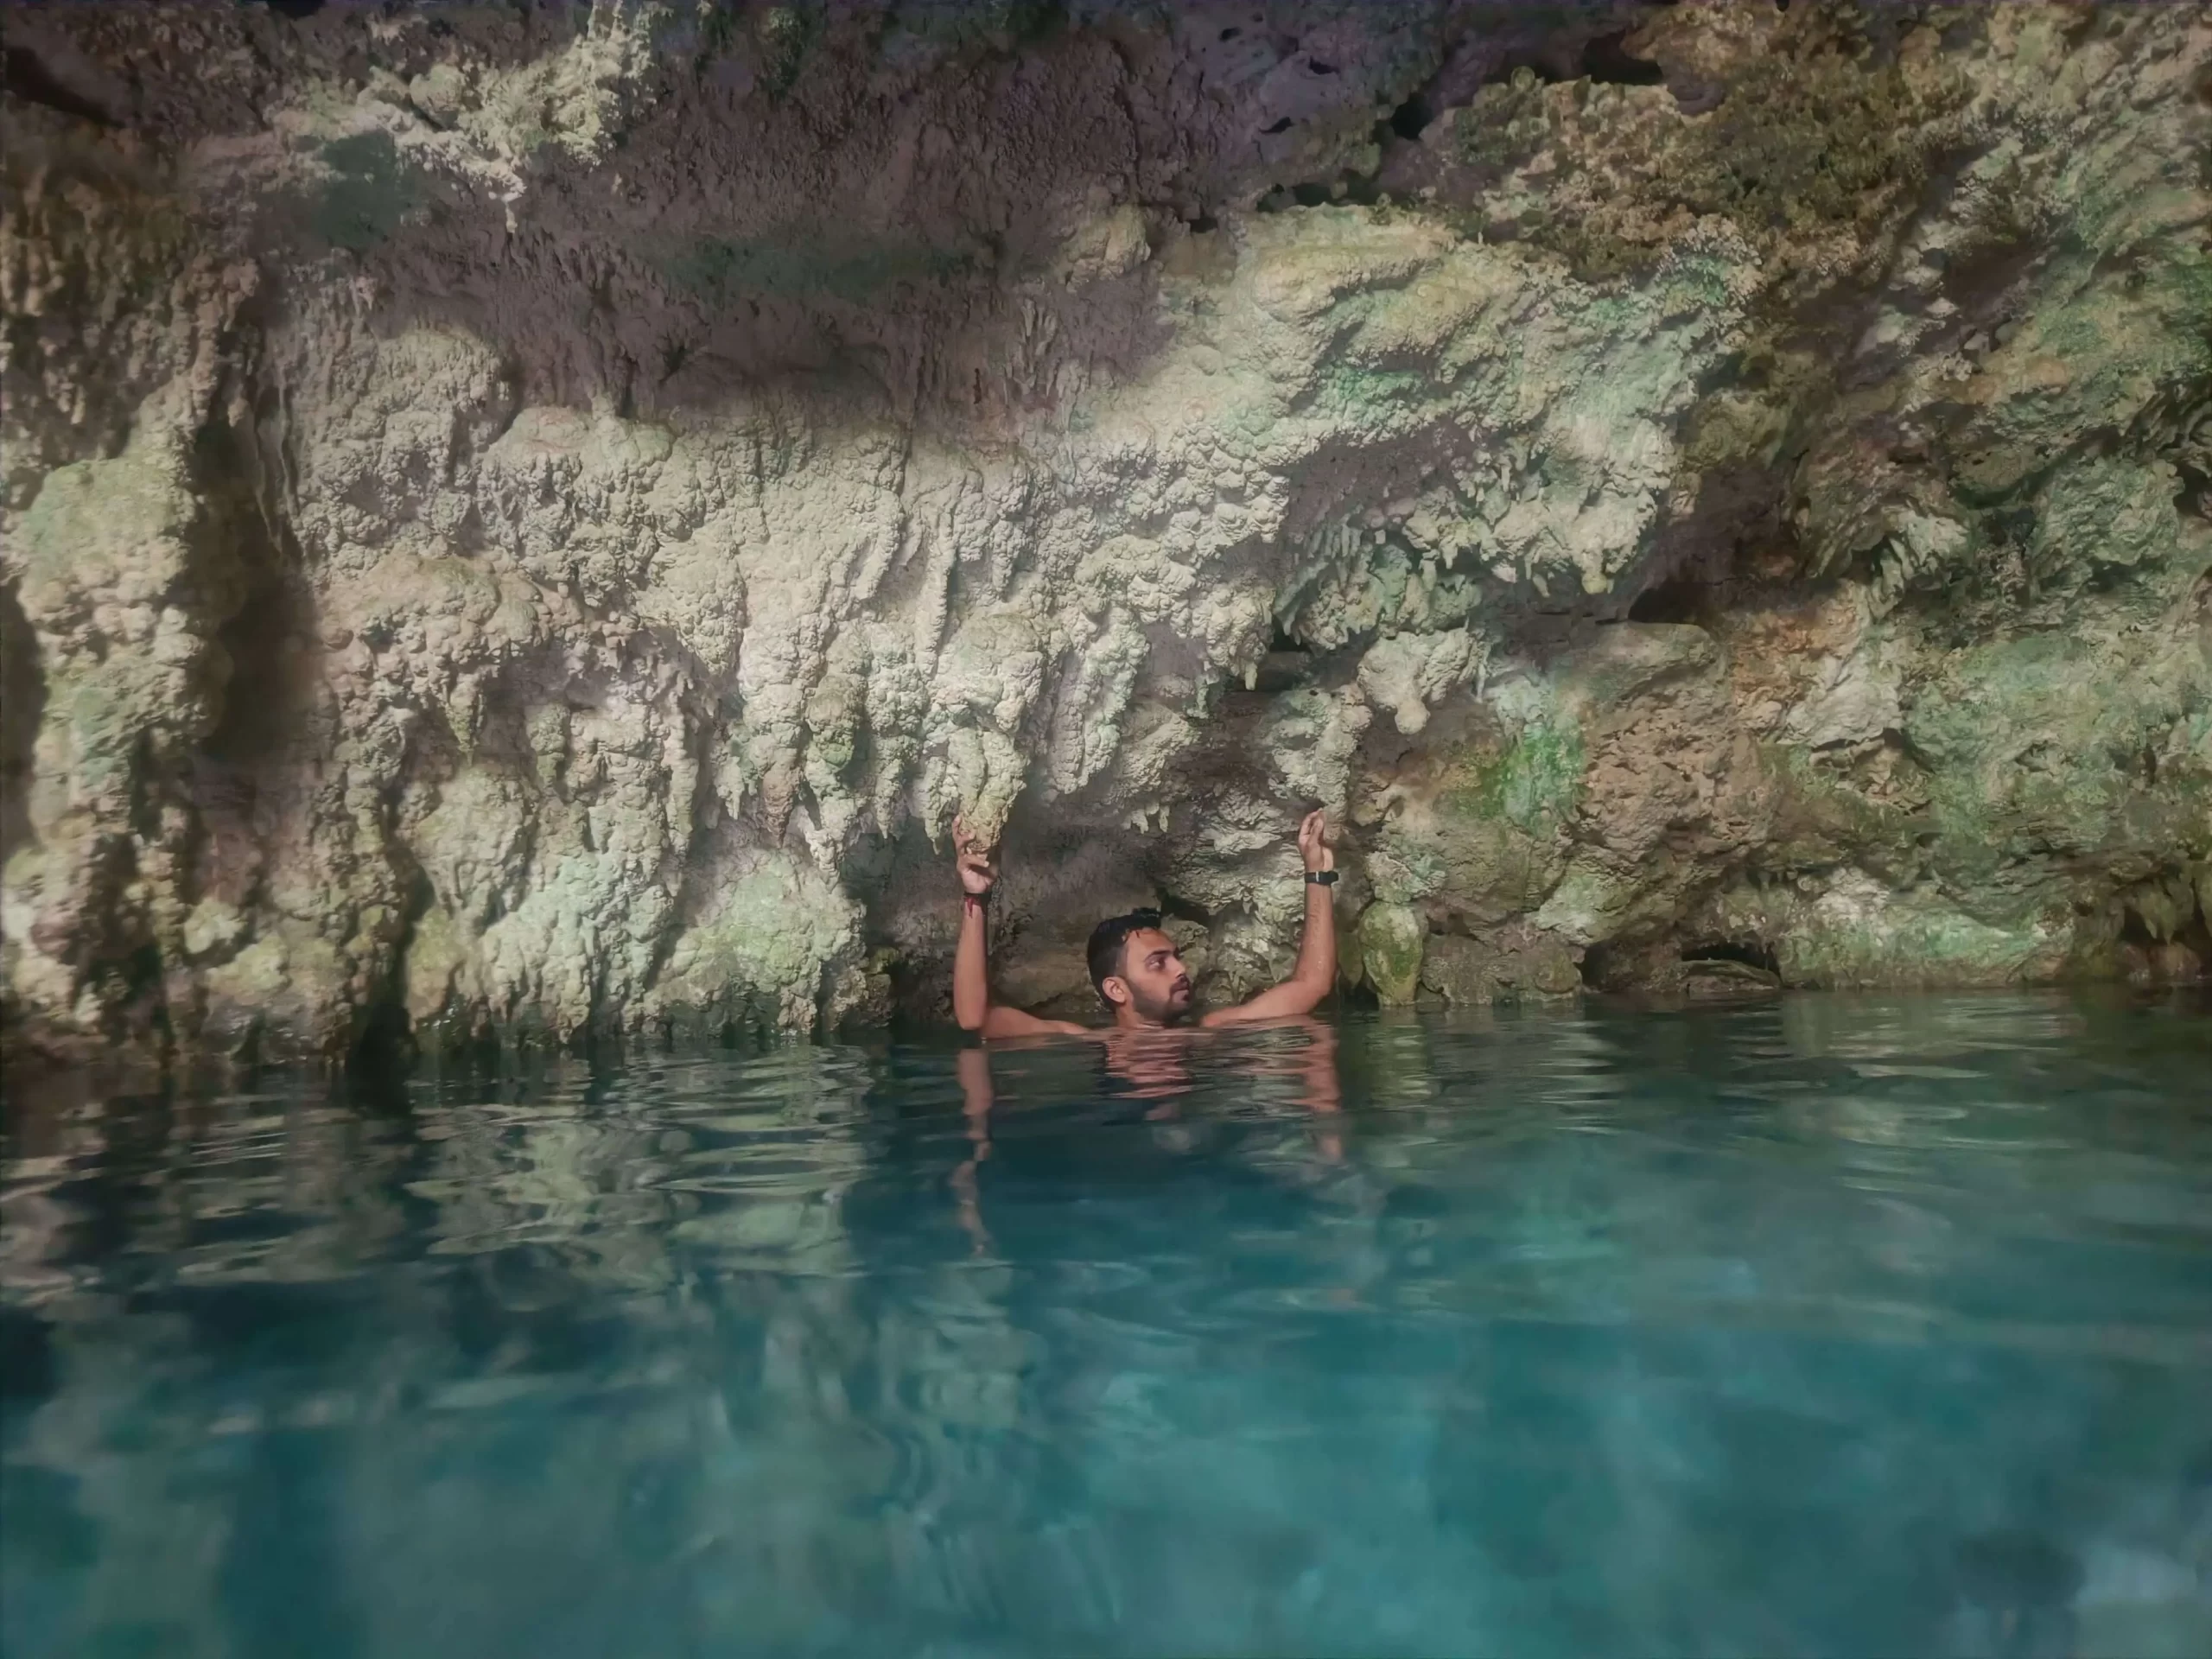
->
[3,1,2209,1058]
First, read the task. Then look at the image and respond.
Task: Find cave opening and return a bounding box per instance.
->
[193,411,306,773]
[1387,95,1434,142]
[1155,891,1216,930]
[1581,30,1665,86]
[2114,899,2210,982]
[1629,571,1707,625]
[3,45,118,126]
[346,996,416,1086]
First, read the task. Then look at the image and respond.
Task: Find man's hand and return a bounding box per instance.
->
[951,819,1086,1038]
[1297,807,1334,875]
[1203,808,1338,1027]
[955,817,996,898]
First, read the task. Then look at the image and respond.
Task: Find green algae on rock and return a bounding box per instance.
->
[1357,902,1427,1007]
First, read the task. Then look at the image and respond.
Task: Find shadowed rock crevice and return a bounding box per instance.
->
[0,583,42,870]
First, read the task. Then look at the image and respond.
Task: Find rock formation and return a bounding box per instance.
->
[3,0,2208,1058]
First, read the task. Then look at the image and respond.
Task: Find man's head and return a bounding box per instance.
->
[1086,908,1193,1025]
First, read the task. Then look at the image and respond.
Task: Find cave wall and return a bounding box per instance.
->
[2,0,2208,1058]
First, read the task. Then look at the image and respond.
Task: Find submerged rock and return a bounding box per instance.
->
[1947,1529,2083,1659]
[2,2,2208,1057]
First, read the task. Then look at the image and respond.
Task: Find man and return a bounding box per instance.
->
[952,809,1339,1037]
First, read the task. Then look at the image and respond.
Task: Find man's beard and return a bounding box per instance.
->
[1139,979,1194,1025]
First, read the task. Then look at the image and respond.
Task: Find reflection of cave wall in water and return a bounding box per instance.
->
[2,1,2209,1059]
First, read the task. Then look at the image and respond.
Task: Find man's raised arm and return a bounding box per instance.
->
[1203,809,1339,1027]
[952,822,1087,1039]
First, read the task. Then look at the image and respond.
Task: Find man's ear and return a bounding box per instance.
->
[1101,976,1131,1007]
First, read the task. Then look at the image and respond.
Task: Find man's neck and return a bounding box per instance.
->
[1113,1007,1185,1032]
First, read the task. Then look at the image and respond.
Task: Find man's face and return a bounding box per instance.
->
[1109,927,1194,1025]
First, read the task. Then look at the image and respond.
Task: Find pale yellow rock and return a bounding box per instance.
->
[3,2,2208,1053]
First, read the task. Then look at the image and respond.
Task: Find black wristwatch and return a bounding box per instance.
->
[1305,869,1338,886]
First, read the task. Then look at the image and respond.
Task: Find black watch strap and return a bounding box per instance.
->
[1305,869,1338,886]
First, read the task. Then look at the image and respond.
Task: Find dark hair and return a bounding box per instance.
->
[1087,908,1163,1001]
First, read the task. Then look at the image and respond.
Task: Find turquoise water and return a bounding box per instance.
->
[3,993,2209,1658]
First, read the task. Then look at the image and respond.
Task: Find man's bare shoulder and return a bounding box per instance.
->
[981,1005,1099,1041]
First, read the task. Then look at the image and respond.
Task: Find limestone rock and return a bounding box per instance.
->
[1421,929,1582,1007]
[1357,903,1426,1007]
[3,2,2208,1056]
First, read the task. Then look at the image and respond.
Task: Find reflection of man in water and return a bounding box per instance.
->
[951,810,1338,1037]
[950,1019,1345,1253]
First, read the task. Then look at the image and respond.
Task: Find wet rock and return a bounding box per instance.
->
[2,2,2208,1051]
[1418,927,1580,1005]
[1418,935,1497,1006]
[1357,904,1426,1007]
[1679,957,1782,997]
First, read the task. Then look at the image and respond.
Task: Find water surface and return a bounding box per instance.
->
[4,993,2210,1657]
